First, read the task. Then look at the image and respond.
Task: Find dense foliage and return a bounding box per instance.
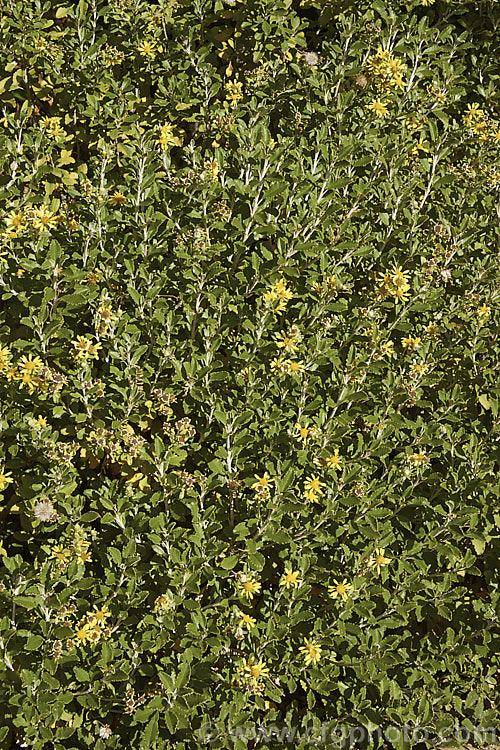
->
[0,0,499,747]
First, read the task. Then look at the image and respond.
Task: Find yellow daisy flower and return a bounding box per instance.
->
[299,638,322,666]
[237,576,261,601]
[369,99,390,118]
[368,547,391,574]
[237,657,269,685]
[238,612,257,630]
[328,579,353,602]
[251,473,272,491]
[0,467,14,491]
[280,566,302,590]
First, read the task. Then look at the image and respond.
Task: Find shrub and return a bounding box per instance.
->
[0,0,499,747]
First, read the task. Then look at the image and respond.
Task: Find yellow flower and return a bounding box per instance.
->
[264,278,293,312]
[108,191,127,207]
[157,123,181,150]
[225,79,243,106]
[0,345,12,373]
[31,206,58,232]
[296,424,310,442]
[391,266,410,289]
[303,488,320,503]
[251,473,272,491]
[270,357,286,375]
[274,279,292,301]
[394,284,411,303]
[28,415,48,428]
[18,355,43,376]
[410,361,428,376]
[303,476,323,495]
[5,366,19,382]
[85,270,100,284]
[280,566,302,590]
[365,48,406,91]
[50,546,71,563]
[91,606,111,622]
[408,451,429,466]
[74,622,93,645]
[87,342,102,359]
[276,331,298,352]
[380,340,395,356]
[76,549,92,564]
[300,638,322,666]
[4,210,26,231]
[48,121,66,139]
[287,359,305,374]
[401,336,421,350]
[71,336,91,358]
[71,337,101,361]
[237,576,261,601]
[325,450,342,470]
[98,304,117,323]
[0,467,14,492]
[328,579,353,602]
[303,479,322,502]
[237,657,269,685]
[204,159,219,180]
[238,612,257,630]
[368,547,391,574]
[369,99,390,118]
[74,537,90,552]
[137,40,157,58]
[154,593,175,612]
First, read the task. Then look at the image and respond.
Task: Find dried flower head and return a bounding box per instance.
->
[33,500,55,522]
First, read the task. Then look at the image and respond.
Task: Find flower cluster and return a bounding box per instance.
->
[224,79,243,107]
[71,336,102,362]
[96,302,119,334]
[145,389,176,419]
[263,278,293,312]
[49,530,92,571]
[87,424,145,465]
[250,472,272,503]
[40,116,68,141]
[124,687,147,715]
[72,606,112,647]
[375,266,412,303]
[99,44,125,67]
[302,475,324,503]
[365,47,406,91]
[270,357,306,375]
[46,440,80,465]
[1,350,67,394]
[463,103,500,144]
[163,417,196,444]
[408,451,430,466]
[157,122,182,150]
[2,205,62,238]
[236,657,269,693]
